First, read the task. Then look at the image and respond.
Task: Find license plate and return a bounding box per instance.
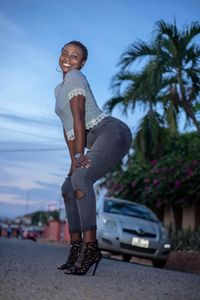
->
[132,237,149,248]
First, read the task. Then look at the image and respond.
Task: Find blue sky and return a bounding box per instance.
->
[0,0,199,218]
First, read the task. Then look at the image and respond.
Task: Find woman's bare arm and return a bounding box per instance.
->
[70,94,86,155]
[69,94,90,169]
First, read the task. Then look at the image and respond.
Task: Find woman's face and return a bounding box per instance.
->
[59,44,85,73]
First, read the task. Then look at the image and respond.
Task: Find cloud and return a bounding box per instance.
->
[0,133,68,218]
[0,182,61,203]
[0,13,60,117]
[0,111,63,144]
[0,177,64,218]
[0,194,36,206]
[34,180,60,190]
[0,150,67,186]
[0,12,25,38]
[0,112,59,127]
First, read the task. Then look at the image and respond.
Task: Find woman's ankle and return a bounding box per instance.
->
[70,232,82,242]
[83,229,96,243]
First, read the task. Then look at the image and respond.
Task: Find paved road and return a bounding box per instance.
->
[0,238,199,300]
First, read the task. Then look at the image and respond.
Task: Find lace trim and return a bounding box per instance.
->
[85,113,108,130]
[65,113,108,140]
[68,88,86,100]
[66,128,75,141]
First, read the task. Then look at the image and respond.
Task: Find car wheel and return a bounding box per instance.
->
[152,259,166,268]
[122,254,132,262]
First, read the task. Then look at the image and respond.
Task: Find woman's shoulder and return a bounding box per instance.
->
[65,69,86,81]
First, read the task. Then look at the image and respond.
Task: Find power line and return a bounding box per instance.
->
[0,126,61,141]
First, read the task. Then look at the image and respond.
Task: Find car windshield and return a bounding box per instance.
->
[104,199,158,223]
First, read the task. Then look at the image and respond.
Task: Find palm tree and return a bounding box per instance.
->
[105,62,170,162]
[121,20,200,130]
[104,20,200,161]
[155,20,200,133]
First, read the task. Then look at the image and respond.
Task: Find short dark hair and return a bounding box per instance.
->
[62,41,88,61]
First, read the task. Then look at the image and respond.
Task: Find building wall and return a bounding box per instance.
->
[182,204,195,230]
[43,220,70,241]
[43,220,61,241]
[163,203,199,230]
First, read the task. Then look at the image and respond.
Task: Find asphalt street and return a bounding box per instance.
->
[0,238,199,300]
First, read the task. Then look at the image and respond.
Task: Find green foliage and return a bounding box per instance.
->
[103,132,200,209]
[193,103,200,121]
[169,227,200,251]
[134,110,168,163]
[31,210,59,225]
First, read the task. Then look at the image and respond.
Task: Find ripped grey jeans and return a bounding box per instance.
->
[61,116,132,233]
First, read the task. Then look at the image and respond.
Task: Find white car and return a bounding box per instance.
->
[96,197,171,268]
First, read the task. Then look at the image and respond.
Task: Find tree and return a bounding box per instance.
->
[155,20,200,133]
[104,20,200,161]
[104,62,171,162]
[31,210,59,226]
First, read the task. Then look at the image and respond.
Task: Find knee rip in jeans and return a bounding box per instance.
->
[74,189,85,199]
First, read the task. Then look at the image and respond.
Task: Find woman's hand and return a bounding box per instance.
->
[67,155,91,176]
[76,154,91,168]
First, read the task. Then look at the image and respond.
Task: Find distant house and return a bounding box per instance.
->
[14,212,33,225]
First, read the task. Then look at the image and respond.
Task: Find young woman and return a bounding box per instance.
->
[55,41,132,276]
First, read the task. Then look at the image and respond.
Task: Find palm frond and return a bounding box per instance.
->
[134,110,167,162]
[185,45,200,66]
[164,102,179,136]
[184,69,200,101]
[111,71,135,94]
[182,21,200,48]
[161,36,177,58]
[103,96,126,114]
[156,19,179,41]
[118,40,157,70]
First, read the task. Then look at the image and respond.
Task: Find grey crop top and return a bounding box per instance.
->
[55,69,108,140]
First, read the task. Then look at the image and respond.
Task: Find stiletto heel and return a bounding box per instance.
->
[66,240,102,276]
[92,260,100,276]
[57,240,82,272]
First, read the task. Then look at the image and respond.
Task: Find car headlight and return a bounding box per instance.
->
[102,217,117,229]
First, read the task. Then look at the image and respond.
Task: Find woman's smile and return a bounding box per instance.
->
[62,63,73,68]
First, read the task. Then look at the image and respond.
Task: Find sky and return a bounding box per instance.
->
[0,0,199,218]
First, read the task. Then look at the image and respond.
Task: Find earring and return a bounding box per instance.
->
[56,65,62,73]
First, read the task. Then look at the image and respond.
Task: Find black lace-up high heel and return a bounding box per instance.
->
[64,240,102,276]
[57,240,82,271]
